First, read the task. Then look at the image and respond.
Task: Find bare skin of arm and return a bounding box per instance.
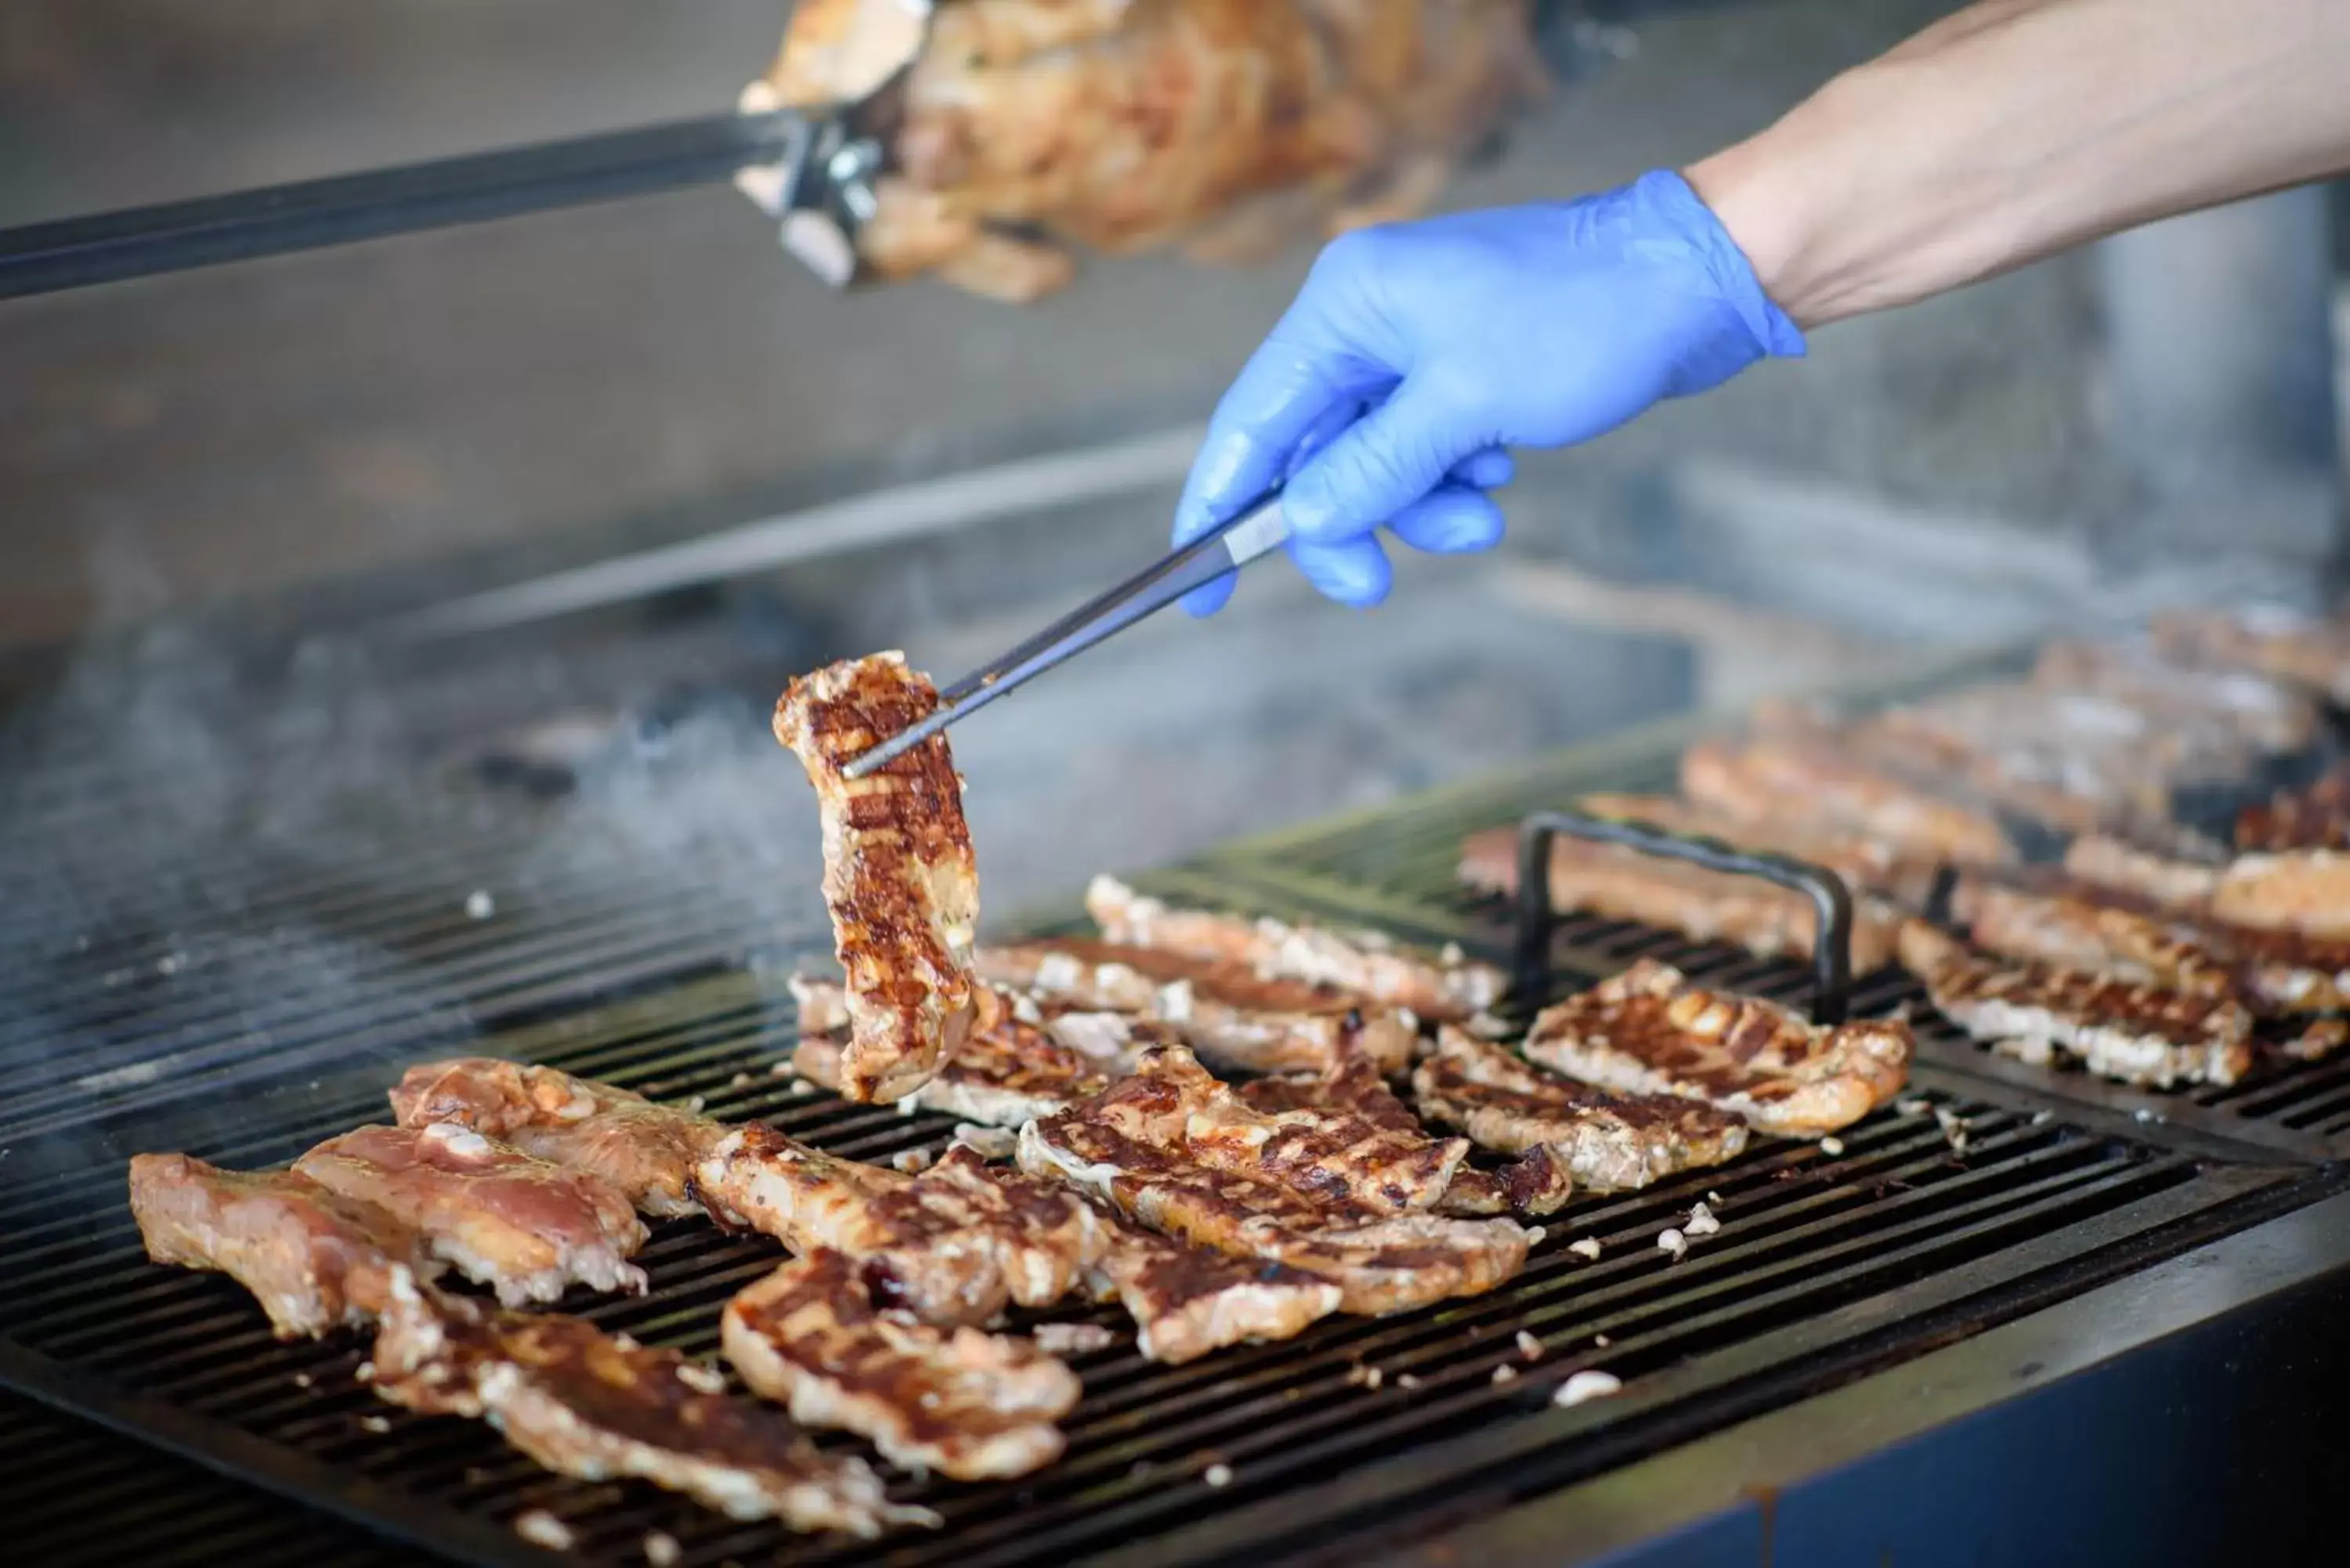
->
[1688,0,2350,328]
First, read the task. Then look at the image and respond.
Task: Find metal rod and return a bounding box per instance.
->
[0,111,805,301]
[1512,807,1854,1024]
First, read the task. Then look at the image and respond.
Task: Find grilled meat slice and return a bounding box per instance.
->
[1093,1044,1467,1216]
[1083,1207,1343,1363]
[294,1125,646,1307]
[1567,793,1945,905]
[1950,876,2240,1000]
[1085,875,1504,1023]
[1458,823,1906,974]
[2210,851,2350,942]
[721,1249,1080,1481]
[1412,1027,1750,1193]
[773,653,978,1104]
[693,1128,1096,1325]
[2238,762,2350,851]
[1679,735,2017,868]
[390,1059,720,1219]
[1521,961,1913,1136]
[128,1156,417,1339]
[2032,638,2319,755]
[1019,1115,1528,1316]
[373,1273,927,1534]
[2153,605,2350,705]
[977,938,1418,1076]
[793,977,1110,1125]
[2063,834,2224,912]
[1237,1058,1574,1217]
[1897,922,2254,1088]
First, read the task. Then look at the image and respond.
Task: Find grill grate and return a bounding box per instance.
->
[1196,735,2350,1162]
[0,915,2311,1568]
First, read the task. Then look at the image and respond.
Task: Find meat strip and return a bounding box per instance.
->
[1521,960,1913,1136]
[1019,1112,1528,1317]
[128,1155,417,1339]
[1411,1027,1750,1193]
[1089,1044,1468,1216]
[721,1248,1080,1481]
[774,653,979,1103]
[391,1058,720,1218]
[976,938,1417,1076]
[1082,1208,1343,1364]
[1897,922,2254,1089]
[792,977,1110,1125]
[1458,823,1906,974]
[2210,851,2350,942]
[294,1125,647,1307]
[1085,875,1504,1023]
[2062,834,2224,912]
[1951,876,2240,1000]
[1236,1058,1574,1217]
[1679,734,2017,868]
[1571,793,1945,905]
[694,1127,1095,1326]
[373,1271,929,1534]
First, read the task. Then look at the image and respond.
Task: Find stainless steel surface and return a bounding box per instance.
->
[841,490,1290,779]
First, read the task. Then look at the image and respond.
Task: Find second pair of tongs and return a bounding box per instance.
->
[841,490,1290,779]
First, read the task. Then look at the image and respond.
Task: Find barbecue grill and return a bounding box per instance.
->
[9,644,2350,1567]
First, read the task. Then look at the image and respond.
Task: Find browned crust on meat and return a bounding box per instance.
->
[1083,1203,1343,1363]
[1522,960,1912,1136]
[793,980,1111,1125]
[1950,876,2240,1000]
[1458,825,1904,974]
[977,938,1418,1076]
[721,1249,1079,1481]
[2211,851,2350,941]
[374,1272,927,1533]
[293,1125,647,1306]
[1897,921,2254,1089]
[1018,1113,1527,1316]
[774,654,978,1103]
[390,1058,720,1218]
[128,1156,416,1339]
[1238,1059,1574,1217]
[1412,1027,1748,1194]
[1084,876,1504,1021]
[2239,763,2350,852]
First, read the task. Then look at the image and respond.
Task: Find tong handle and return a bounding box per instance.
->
[1510,807,1854,1025]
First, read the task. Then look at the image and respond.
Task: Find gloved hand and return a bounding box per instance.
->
[1173,169,1805,612]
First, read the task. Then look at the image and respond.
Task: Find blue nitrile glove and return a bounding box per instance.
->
[1173,169,1805,612]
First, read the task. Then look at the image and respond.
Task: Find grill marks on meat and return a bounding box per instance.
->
[977,938,1418,1076]
[391,1059,720,1218]
[1951,876,2239,1000]
[294,1125,647,1306]
[721,1249,1080,1480]
[694,1128,1095,1326]
[1083,1208,1343,1364]
[1412,1028,1749,1194]
[1086,875,1504,1023]
[1094,1046,1468,1216]
[792,977,1110,1126]
[128,1156,417,1339]
[774,654,978,1104]
[1522,961,1913,1136]
[374,1273,928,1533]
[1458,823,1905,974]
[1898,922,2254,1088]
[1020,1112,1528,1317]
[1236,1058,1574,1218]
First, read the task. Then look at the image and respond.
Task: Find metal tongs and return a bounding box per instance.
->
[842,490,1291,779]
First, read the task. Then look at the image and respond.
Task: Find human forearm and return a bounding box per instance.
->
[1688,0,2350,327]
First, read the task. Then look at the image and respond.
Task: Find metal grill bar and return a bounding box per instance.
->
[0,911,2313,1567]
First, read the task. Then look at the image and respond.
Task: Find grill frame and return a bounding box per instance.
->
[0,858,2330,1568]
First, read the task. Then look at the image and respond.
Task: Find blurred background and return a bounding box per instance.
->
[0,0,2345,920]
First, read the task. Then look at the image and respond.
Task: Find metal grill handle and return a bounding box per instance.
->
[1511,807,1854,1024]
